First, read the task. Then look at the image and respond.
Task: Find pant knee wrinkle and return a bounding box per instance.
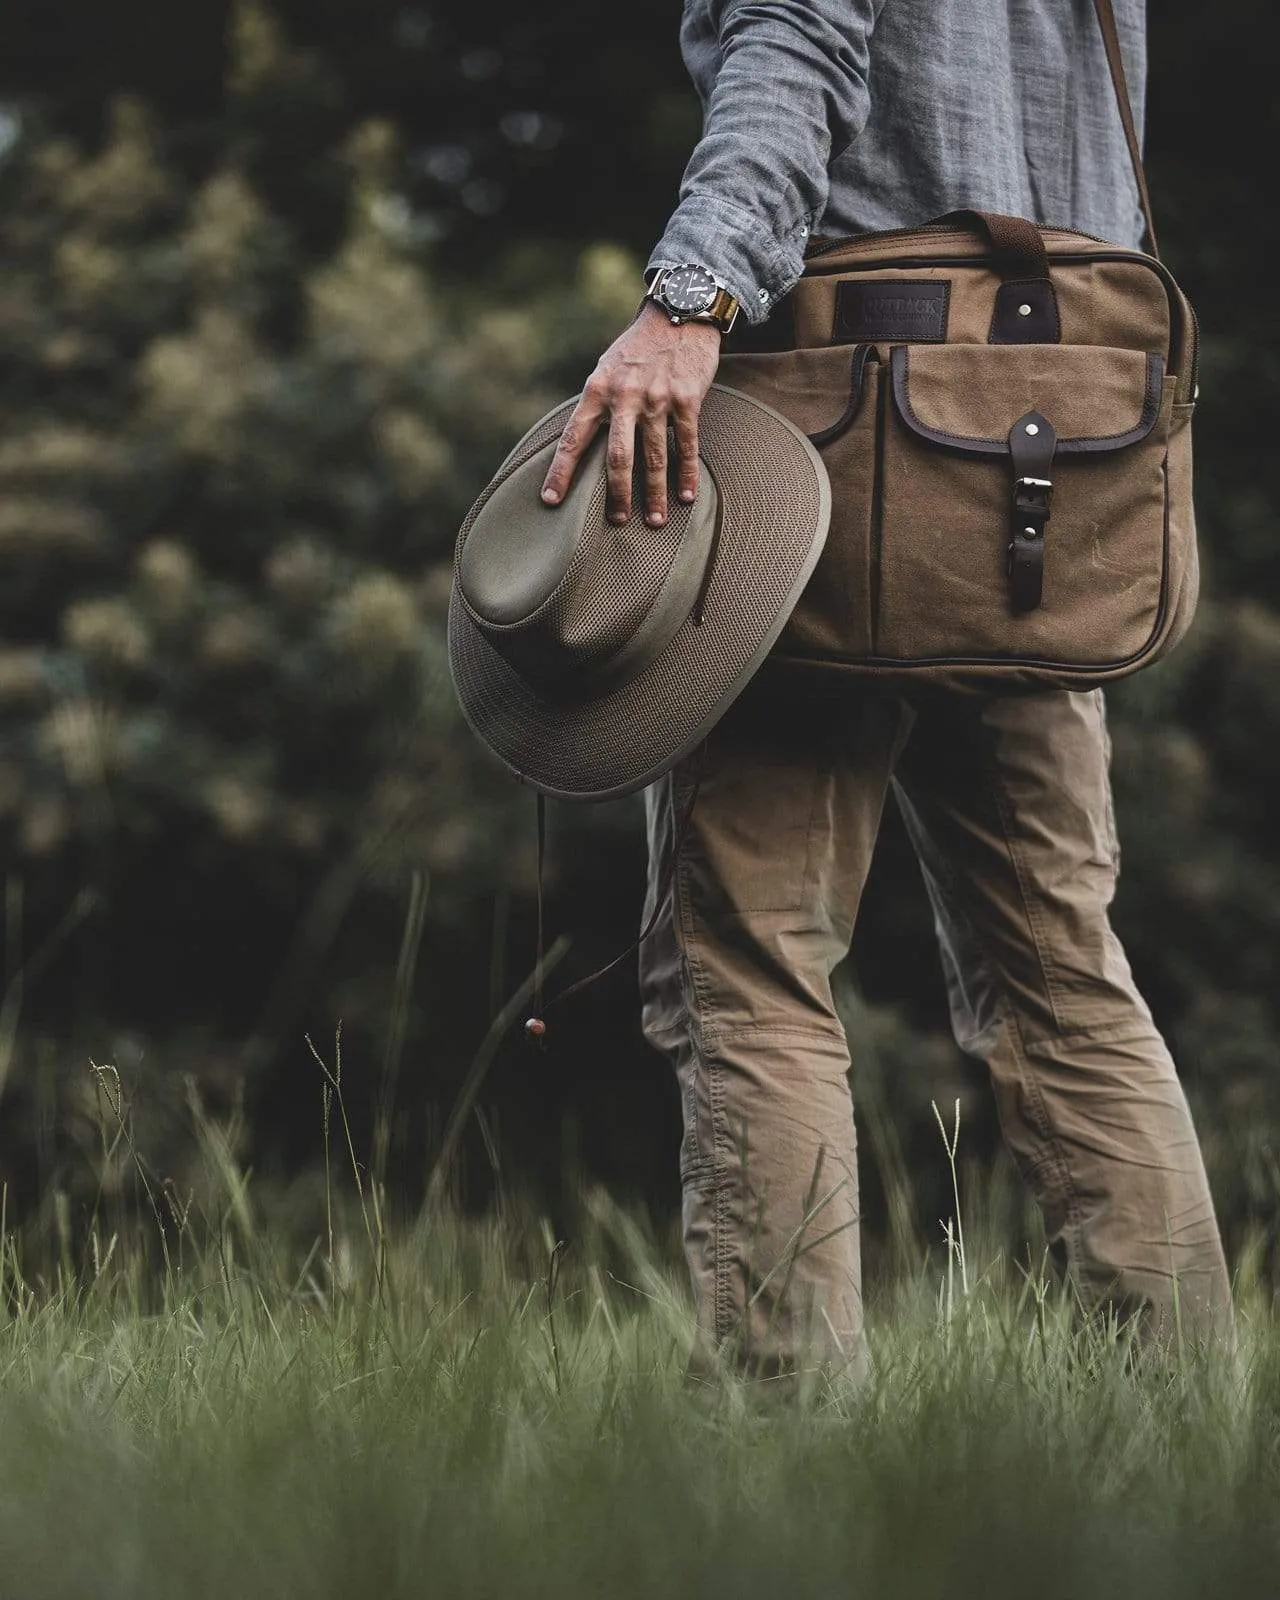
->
[913,816,1087,1268]
[926,743,1091,1269]
[1020,1016,1174,1054]
[995,1005,1089,1272]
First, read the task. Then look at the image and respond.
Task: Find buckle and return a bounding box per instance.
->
[1013,475,1053,514]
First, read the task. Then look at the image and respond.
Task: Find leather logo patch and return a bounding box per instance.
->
[833,280,950,343]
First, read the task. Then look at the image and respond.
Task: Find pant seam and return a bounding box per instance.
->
[1002,1004,1089,1279]
[668,770,736,1351]
[983,734,1068,1032]
[697,1023,850,1050]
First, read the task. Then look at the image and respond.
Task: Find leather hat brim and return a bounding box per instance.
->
[448,383,831,802]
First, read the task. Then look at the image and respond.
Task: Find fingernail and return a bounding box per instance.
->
[647,511,666,527]
[679,489,695,503]
[541,488,559,504]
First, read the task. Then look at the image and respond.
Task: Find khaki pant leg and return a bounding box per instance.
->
[894,687,1233,1346]
[640,687,910,1381]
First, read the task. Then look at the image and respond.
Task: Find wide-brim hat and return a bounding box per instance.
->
[448,384,830,801]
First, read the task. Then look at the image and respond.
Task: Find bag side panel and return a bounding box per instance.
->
[1146,403,1200,660]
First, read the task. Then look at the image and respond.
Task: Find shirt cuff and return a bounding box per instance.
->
[647,193,812,326]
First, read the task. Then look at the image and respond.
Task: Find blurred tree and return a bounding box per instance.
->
[0,0,697,265]
[0,14,655,1229]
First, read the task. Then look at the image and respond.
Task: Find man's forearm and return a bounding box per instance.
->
[651,0,886,323]
[543,1,886,526]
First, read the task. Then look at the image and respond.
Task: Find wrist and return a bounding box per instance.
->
[636,298,723,339]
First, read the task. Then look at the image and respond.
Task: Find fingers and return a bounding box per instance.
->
[540,353,708,526]
[671,396,700,506]
[540,383,645,525]
[639,390,702,524]
[551,396,697,526]
[640,411,668,527]
[540,384,606,508]
[604,402,641,523]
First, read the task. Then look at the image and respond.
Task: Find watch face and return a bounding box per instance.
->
[661,264,719,315]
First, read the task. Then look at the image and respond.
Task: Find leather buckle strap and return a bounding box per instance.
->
[1007,412,1056,613]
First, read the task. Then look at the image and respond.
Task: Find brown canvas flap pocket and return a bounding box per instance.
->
[874,341,1176,671]
[891,344,1164,454]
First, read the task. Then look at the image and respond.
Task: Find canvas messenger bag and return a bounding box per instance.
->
[719,0,1200,693]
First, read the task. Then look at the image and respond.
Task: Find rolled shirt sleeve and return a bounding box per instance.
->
[649,0,888,323]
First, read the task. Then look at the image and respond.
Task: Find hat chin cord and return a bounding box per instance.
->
[524,757,704,1046]
[520,478,719,1044]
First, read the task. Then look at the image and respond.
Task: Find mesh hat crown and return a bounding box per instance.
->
[448,384,831,801]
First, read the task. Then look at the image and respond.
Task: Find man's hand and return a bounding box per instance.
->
[540,301,723,528]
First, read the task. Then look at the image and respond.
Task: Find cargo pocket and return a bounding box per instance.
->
[874,342,1174,671]
[718,344,880,661]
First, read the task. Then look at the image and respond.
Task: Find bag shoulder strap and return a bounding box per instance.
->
[1091,0,1160,258]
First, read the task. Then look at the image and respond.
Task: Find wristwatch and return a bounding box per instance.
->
[646,264,741,334]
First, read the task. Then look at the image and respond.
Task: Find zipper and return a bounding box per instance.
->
[806,222,1136,260]
[806,222,972,257]
[1185,298,1201,402]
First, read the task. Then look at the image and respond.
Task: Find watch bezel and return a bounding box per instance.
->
[656,263,721,317]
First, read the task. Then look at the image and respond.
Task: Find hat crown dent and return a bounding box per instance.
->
[457,429,718,695]
[458,438,591,627]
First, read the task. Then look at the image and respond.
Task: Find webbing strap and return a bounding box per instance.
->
[1091,0,1160,259]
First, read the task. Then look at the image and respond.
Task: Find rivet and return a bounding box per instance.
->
[1018,303,1032,316]
[1024,526,1040,538]
[1025,422,1039,436]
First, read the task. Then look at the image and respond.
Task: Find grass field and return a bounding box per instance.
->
[0,1074,1275,1599]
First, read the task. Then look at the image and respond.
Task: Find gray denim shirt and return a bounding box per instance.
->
[650,0,1148,323]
